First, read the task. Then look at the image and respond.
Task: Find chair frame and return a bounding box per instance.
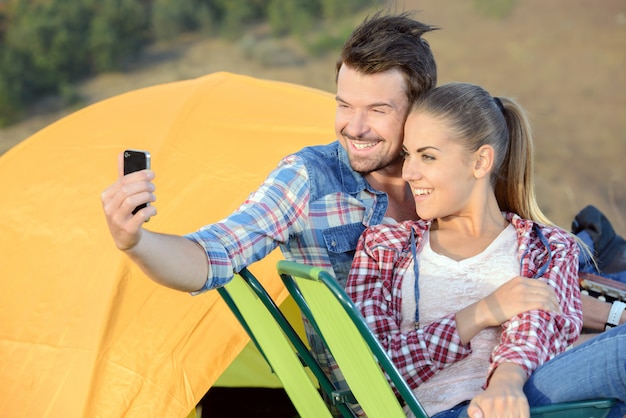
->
[217,268,357,417]
[277,260,429,418]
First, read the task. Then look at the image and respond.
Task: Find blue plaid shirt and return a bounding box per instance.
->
[186,140,388,291]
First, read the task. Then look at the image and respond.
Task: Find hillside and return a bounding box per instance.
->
[1,0,624,235]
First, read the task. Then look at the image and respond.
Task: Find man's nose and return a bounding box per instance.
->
[343,112,369,138]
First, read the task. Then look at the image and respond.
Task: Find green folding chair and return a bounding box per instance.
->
[217,268,357,418]
[276,260,616,418]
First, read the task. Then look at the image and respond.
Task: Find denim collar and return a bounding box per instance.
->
[333,142,388,227]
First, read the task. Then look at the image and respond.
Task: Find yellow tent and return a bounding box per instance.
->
[0,72,335,417]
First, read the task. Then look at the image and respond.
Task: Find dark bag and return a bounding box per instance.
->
[572,205,626,283]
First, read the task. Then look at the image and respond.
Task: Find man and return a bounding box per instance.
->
[102,13,439,414]
[101,12,437,295]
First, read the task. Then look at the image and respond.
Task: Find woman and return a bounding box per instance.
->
[345,83,625,418]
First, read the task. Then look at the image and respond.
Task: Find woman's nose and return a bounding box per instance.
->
[402,158,421,182]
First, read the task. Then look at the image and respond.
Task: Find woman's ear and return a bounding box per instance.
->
[473,145,494,179]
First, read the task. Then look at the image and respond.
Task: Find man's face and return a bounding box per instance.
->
[334,65,411,175]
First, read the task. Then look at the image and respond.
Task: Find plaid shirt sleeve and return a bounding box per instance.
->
[186,155,310,291]
[346,223,472,390]
[487,223,583,382]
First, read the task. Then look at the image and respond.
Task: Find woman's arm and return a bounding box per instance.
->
[488,229,583,382]
[455,276,561,345]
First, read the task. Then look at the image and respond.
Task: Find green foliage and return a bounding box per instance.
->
[0,48,24,126]
[473,0,517,19]
[5,1,93,91]
[0,0,151,126]
[0,0,381,127]
[88,0,150,72]
[150,0,216,41]
[267,0,319,37]
[305,25,355,58]
[320,0,373,20]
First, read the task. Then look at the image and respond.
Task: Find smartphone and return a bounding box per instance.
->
[123,149,151,215]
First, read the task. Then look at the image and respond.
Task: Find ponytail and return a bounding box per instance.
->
[494,97,551,225]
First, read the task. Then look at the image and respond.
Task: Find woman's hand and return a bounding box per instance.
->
[456,276,560,344]
[467,363,529,418]
[481,276,561,327]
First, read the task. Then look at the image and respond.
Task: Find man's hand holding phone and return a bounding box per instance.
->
[101,150,156,252]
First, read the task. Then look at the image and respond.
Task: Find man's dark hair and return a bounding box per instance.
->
[337,12,439,102]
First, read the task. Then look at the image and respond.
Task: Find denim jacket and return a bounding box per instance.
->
[187,141,388,291]
[297,141,388,286]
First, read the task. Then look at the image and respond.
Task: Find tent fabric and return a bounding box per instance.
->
[0,72,335,417]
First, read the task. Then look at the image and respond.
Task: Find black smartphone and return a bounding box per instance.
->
[123,149,151,215]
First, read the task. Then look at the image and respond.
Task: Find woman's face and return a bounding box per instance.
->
[401,111,478,221]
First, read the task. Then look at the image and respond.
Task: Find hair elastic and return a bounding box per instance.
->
[494,97,505,113]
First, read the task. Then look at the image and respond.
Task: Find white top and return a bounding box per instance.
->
[401,224,520,416]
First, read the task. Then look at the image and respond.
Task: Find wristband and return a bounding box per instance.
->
[605,300,626,331]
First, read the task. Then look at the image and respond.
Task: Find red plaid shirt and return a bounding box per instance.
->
[345,212,583,390]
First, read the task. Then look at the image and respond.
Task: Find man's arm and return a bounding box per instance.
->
[124,230,209,292]
[581,294,626,330]
[579,273,626,341]
[102,151,312,293]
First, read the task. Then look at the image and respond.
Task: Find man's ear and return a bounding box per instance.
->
[473,145,495,179]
